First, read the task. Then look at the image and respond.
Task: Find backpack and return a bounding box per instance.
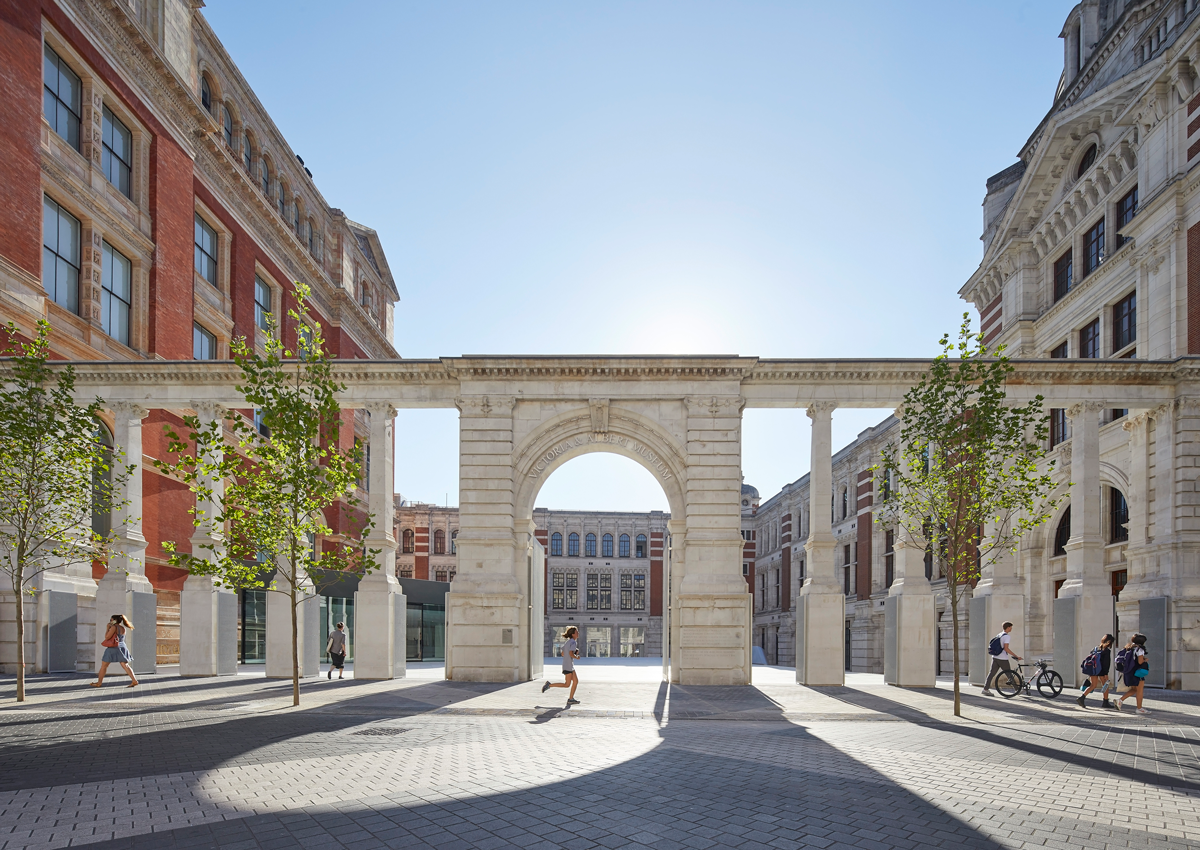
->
[1081,647,1102,677]
[988,633,1004,656]
[1114,646,1135,674]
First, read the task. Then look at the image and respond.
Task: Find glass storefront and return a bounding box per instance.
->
[406,603,445,661]
[239,589,266,664]
[586,626,611,657]
[619,627,645,657]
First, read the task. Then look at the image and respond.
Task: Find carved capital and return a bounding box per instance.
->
[455,395,515,417]
[191,401,226,422]
[805,401,837,420]
[364,401,398,419]
[110,401,149,420]
[1065,401,1106,420]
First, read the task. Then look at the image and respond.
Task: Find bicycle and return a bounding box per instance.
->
[995,659,1064,700]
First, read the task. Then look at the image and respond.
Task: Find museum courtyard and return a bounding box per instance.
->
[0,662,1197,850]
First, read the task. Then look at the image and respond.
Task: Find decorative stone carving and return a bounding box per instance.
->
[588,397,609,434]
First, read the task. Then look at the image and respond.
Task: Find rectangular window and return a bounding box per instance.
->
[620,573,632,610]
[599,573,612,610]
[42,195,80,313]
[194,214,218,286]
[633,573,645,610]
[884,529,895,588]
[565,588,577,609]
[1054,250,1073,302]
[586,573,597,610]
[1115,186,1138,249]
[1050,341,1068,359]
[101,107,132,198]
[774,569,780,607]
[435,570,448,583]
[1113,291,1135,352]
[253,409,270,438]
[254,276,272,332]
[1079,318,1100,359]
[193,323,217,360]
[1110,488,1129,544]
[1083,218,1104,276]
[553,572,564,588]
[43,44,81,150]
[1050,408,1068,448]
[101,242,131,345]
[552,588,564,609]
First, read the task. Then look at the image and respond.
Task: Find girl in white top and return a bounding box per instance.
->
[542,626,581,704]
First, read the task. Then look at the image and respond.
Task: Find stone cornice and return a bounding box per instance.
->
[442,356,760,381]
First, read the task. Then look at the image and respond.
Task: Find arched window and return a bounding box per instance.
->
[1076,143,1097,179]
[91,421,113,537]
[434,529,446,555]
[450,530,458,554]
[635,534,647,558]
[585,533,597,557]
[568,532,580,557]
[277,180,286,218]
[200,75,212,112]
[260,157,270,196]
[601,533,613,558]
[402,528,414,554]
[619,534,630,558]
[307,219,315,254]
[1110,489,1129,544]
[242,130,252,171]
[1053,506,1071,557]
[551,532,563,556]
[293,200,300,233]
[222,104,233,147]
[841,488,848,519]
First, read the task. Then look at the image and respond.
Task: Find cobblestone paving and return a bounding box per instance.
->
[0,671,1197,849]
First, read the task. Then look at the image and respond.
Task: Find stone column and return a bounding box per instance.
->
[969,520,1024,686]
[180,403,236,677]
[95,403,156,675]
[354,403,405,680]
[677,396,750,685]
[1058,402,1112,686]
[447,395,522,682]
[797,402,844,686]
[1116,409,1154,645]
[884,431,936,687]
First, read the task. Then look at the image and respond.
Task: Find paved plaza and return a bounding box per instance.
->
[0,661,1198,850]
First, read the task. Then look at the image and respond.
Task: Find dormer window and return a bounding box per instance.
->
[1076,144,1097,179]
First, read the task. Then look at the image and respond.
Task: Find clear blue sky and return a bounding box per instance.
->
[205,0,1074,512]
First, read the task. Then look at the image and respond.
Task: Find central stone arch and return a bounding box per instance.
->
[447,392,752,685]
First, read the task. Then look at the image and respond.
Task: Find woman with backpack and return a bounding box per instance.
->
[1116,633,1150,714]
[1077,633,1114,708]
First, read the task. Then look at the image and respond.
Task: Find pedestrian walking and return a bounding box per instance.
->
[327,622,348,679]
[981,621,1022,696]
[542,626,581,704]
[90,614,138,688]
[1077,633,1114,708]
[1116,633,1150,714]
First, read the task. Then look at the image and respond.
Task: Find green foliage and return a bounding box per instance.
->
[875,314,1062,591]
[154,281,377,597]
[0,320,131,700]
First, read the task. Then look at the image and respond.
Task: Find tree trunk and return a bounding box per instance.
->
[290,563,300,706]
[950,580,960,717]
[15,575,25,703]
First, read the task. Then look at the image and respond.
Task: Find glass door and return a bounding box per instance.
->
[320,596,355,661]
[240,590,266,664]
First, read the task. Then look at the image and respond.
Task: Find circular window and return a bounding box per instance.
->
[742,500,749,506]
[1076,143,1097,179]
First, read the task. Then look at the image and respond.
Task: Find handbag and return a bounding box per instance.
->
[1134,667,1149,679]
[101,632,118,648]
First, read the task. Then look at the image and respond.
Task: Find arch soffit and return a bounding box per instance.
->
[512,407,688,518]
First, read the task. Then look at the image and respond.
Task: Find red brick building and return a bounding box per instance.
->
[0,0,398,664]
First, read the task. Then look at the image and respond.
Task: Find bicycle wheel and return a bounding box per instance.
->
[1037,670,1064,699]
[996,669,1022,699]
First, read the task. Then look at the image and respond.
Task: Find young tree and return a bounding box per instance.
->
[155,284,375,706]
[875,315,1063,716]
[0,321,131,702]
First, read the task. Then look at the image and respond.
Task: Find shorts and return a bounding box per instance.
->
[330,652,346,668]
[562,668,576,676]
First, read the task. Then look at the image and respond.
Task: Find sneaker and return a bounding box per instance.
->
[541,681,550,693]
[567,698,580,705]
[1136,708,1149,715]
[1076,695,1086,708]
[328,669,332,680]
[1101,700,1113,709]
[1115,699,1123,711]
[981,689,993,696]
